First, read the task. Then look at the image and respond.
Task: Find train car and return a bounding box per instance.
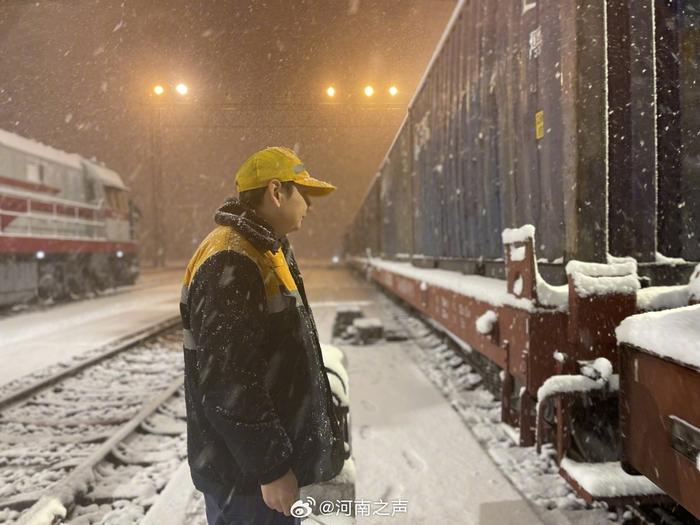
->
[345,0,700,519]
[0,129,139,307]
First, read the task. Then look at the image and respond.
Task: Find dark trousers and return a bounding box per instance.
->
[204,491,302,525]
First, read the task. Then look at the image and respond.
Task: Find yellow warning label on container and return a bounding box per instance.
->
[535,110,544,140]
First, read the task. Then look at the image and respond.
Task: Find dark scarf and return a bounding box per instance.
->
[214,198,287,254]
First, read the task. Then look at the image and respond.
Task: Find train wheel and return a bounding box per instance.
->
[37,273,58,304]
[104,272,116,291]
[91,272,113,296]
[65,274,85,300]
[569,395,619,463]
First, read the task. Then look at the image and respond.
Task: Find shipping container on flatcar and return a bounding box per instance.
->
[346,0,699,285]
[0,129,139,306]
[379,119,413,259]
[346,173,382,259]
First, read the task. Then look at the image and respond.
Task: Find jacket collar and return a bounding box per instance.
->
[214,198,287,254]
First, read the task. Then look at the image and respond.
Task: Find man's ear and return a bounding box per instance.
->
[266,179,283,208]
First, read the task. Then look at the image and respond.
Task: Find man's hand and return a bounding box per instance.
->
[260,468,299,516]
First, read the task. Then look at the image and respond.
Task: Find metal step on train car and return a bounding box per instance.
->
[345,0,700,519]
[0,129,139,307]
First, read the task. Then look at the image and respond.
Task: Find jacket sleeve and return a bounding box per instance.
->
[188,251,293,485]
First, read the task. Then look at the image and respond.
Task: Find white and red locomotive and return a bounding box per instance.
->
[0,129,139,306]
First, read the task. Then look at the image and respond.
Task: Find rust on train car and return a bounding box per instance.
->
[566,284,637,368]
[424,286,508,370]
[371,266,425,312]
[619,345,700,520]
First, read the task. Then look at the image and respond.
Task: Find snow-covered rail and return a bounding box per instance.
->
[15,380,185,525]
[0,315,181,411]
[0,319,186,524]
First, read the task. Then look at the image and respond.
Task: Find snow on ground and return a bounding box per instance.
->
[0,268,182,387]
[142,462,197,525]
[0,332,185,525]
[325,281,558,524]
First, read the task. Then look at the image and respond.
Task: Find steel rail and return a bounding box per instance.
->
[0,314,181,412]
[11,377,184,522]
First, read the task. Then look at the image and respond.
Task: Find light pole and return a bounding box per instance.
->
[148,82,188,267]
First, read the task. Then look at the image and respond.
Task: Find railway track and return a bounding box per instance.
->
[0,315,186,524]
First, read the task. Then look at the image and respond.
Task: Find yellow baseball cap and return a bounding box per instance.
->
[235,146,337,197]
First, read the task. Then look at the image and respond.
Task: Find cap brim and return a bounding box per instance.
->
[294,176,337,197]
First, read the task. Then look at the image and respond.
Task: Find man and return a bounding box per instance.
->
[181,146,345,524]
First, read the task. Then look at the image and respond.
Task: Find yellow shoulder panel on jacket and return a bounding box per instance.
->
[181,226,300,313]
[182,226,263,288]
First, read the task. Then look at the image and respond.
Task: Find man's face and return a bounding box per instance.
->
[278,183,311,235]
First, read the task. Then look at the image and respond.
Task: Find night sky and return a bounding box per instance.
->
[0,0,455,262]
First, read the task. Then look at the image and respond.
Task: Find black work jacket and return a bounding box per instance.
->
[180,199,345,499]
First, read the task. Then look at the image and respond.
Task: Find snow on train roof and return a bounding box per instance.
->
[616,304,700,370]
[0,128,127,191]
[82,160,128,191]
[0,128,82,169]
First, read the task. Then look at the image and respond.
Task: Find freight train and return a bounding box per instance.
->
[0,129,139,307]
[345,0,700,520]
